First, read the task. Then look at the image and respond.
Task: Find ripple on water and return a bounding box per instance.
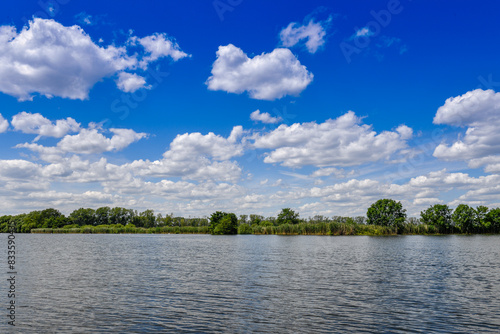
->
[1,234,500,333]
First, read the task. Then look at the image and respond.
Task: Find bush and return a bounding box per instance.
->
[238,224,253,234]
[209,212,238,235]
[276,208,300,225]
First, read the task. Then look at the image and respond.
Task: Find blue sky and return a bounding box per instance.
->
[0,0,500,218]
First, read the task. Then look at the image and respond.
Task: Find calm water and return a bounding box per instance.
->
[2,234,500,333]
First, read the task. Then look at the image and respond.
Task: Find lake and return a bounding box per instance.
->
[2,234,500,333]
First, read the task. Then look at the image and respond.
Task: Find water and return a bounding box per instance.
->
[2,234,500,333]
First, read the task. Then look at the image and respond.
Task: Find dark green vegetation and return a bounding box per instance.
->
[209,212,238,235]
[2,202,500,235]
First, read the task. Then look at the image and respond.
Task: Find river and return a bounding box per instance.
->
[2,234,500,333]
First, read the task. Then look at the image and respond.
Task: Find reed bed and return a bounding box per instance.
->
[32,223,439,236]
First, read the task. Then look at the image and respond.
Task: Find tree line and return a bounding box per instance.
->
[2,199,500,235]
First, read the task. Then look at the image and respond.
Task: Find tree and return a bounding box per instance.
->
[209,211,237,235]
[138,209,156,228]
[475,206,489,232]
[367,199,406,229]
[452,204,476,234]
[420,204,453,233]
[485,208,500,233]
[249,214,263,226]
[109,207,134,225]
[276,208,300,225]
[213,215,238,235]
[95,207,111,225]
[69,208,96,226]
[238,215,248,225]
[238,223,253,234]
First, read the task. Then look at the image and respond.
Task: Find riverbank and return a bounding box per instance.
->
[30,222,445,236]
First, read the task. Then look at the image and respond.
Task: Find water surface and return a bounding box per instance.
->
[2,234,500,333]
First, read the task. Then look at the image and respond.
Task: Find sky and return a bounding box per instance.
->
[0,0,500,218]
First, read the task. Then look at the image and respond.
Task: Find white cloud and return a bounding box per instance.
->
[16,126,148,160]
[253,111,411,168]
[433,89,500,170]
[0,18,188,100]
[11,111,80,140]
[396,125,413,140]
[279,18,329,53]
[59,128,147,154]
[116,72,151,93]
[206,44,313,100]
[0,159,41,179]
[433,89,500,126]
[0,114,8,133]
[355,27,374,37]
[165,126,244,161]
[250,110,282,124]
[133,33,190,68]
[126,126,245,182]
[310,167,345,178]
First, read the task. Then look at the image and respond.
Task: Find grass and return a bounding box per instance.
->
[32,222,443,236]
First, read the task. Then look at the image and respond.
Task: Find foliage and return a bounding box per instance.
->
[5,202,500,235]
[420,204,453,233]
[209,211,238,235]
[486,208,500,233]
[276,208,300,225]
[475,206,489,231]
[452,204,477,233]
[237,223,253,234]
[366,199,407,231]
[249,214,263,225]
[69,208,96,226]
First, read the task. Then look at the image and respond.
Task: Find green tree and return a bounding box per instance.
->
[70,208,96,226]
[486,208,500,233]
[238,223,253,234]
[475,206,489,232]
[420,204,453,233]
[213,214,238,235]
[0,215,15,233]
[238,215,248,225]
[109,207,134,225]
[138,209,156,228]
[95,207,111,226]
[452,204,476,234]
[367,199,406,230]
[276,208,300,225]
[209,211,237,234]
[40,208,66,228]
[249,214,263,225]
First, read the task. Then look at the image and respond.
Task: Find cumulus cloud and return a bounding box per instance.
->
[206,44,313,100]
[310,167,345,178]
[271,168,500,217]
[354,27,374,38]
[396,125,413,140]
[433,89,500,127]
[165,126,244,161]
[116,72,151,93]
[132,33,190,68]
[279,17,330,53]
[0,18,188,100]
[11,111,80,140]
[16,126,148,161]
[253,111,411,168]
[126,126,245,182]
[0,159,41,179]
[0,114,8,133]
[250,110,282,124]
[433,89,500,170]
[58,128,147,154]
